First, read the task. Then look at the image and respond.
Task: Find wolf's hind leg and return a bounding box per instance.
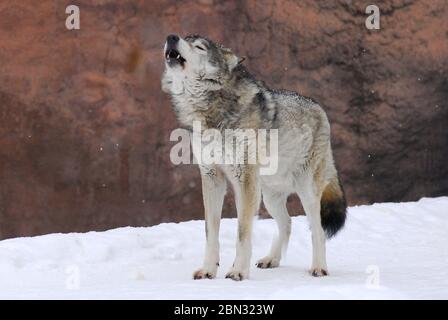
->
[193,168,227,280]
[256,190,291,269]
[296,175,328,277]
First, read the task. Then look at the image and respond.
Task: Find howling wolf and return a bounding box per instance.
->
[161,34,347,281]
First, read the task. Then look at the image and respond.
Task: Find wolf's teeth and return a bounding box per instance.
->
[177,54,180,59]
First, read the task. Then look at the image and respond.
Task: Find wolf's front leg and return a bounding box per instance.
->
[193,167,227,280]
[226,166,261,281]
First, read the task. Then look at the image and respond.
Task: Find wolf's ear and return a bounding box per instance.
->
[222,48,239,71]
[238,56,246,64]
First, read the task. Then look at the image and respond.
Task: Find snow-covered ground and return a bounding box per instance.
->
[0,197,447,299]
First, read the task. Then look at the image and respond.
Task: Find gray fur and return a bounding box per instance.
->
[162,35,347,280]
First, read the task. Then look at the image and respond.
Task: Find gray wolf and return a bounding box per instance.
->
[161,34,347,281]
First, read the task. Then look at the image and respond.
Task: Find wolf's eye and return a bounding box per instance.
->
[195,45,206,51]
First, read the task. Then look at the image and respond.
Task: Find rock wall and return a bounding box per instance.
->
[0,0,447,238]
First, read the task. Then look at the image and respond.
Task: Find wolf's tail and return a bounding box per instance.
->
[320,175,347,238]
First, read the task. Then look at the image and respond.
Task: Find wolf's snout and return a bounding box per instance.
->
[165,34,186,66]
[166,34,179,44]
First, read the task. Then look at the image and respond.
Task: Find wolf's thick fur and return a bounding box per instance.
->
[162,34,347,280]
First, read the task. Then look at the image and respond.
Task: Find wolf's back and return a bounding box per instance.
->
[320,175,347,238]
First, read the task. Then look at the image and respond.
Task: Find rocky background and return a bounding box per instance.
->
[0,0,447,239]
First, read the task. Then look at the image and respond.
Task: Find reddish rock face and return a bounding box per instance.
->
[0,0,447,238]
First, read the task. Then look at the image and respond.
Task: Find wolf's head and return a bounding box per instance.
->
[162,34,240,94]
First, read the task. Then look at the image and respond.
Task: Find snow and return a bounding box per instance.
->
[0,197,447,300]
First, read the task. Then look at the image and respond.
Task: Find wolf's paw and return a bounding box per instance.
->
[193,268,216,280]
[225,269,248,281]
[310,268,328,277]
[256,256,280,269]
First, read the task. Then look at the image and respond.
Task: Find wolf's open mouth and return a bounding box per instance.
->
[165,49,186,64]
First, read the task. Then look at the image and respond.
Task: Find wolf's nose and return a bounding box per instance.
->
[167,34,179,44]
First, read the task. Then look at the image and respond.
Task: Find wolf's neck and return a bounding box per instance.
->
[171,69,274,131]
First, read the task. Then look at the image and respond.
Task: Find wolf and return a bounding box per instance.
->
[161,34,347,281]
